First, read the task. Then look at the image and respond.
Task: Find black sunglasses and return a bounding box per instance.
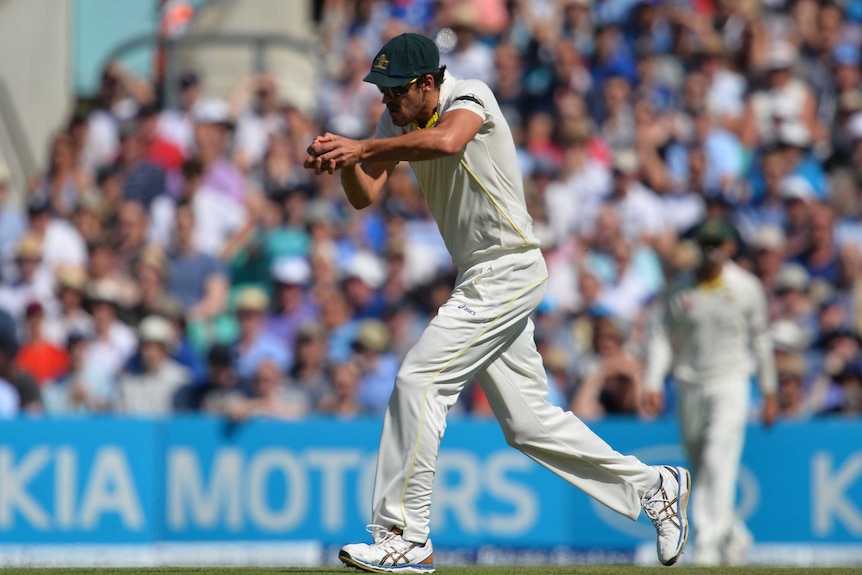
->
[378,77,419,99]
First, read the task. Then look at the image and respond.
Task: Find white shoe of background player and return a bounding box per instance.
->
[642,465,691,566]
[339,524,435,573]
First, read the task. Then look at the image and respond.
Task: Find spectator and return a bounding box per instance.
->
[351,318,399,413]
[0,233,55,322]
[124,245,176,328]
[0,161,26,264]
[239,358,310,420]
[158,70,203,154]
[31,131,89,218]
[114,200,151,277]
[317,360,363,417]
[194,99,246,206]
[136,102,185,194]
[231,286,290,380]
[264,256,317,352]
[16,301,69,388]
[319,36,387,140]
[290,320,331,408]
[42,332,116,416]
[165,199,229,321]
[0,310,21,417]
[229,74,286,171]
[117,121,168,209]
[117,315,191,416]
[42,265,96,346]
[195,344,249,418]
[23,194,88,275]
[81,280,137,383]
[571,315,645,419]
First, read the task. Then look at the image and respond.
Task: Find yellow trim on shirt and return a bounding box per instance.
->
[698,275,724,291]
[458,158,529,245]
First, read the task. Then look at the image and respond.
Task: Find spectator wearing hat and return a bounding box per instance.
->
[343,251,387,320]
[23,193,88,274]
[437,3,496,87]
[0,160,26,265]
[778,174,818,260]
[117,315,191,415]
[231,286,290,380]
[71,188,108,246]
[16,301,69,388]
[748,225,787,316]
[193,98,246,207]
[775,351,811,419]
[264,256,318,351]
[318,285,360,364]
[351,318,399,414]
[773,262,818,338]
[741,41,819,149]
[0,233,56,323]
[125,245,176,327]
[81,280,137,384]
[0,309,21,417]
[606,148,668,250]
[165,200,229,321]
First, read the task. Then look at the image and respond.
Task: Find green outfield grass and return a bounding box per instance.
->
[1,568,861,575]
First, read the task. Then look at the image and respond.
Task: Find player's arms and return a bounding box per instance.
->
[309,108,483,168]
[341,161,396,209]
[360,108,483,162]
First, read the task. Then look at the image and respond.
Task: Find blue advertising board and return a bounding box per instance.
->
[0,416,860,550]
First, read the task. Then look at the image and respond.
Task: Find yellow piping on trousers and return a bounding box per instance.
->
[398,274,549,530]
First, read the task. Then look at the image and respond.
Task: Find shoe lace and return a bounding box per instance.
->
[366,524,400,545]
[642,486,679,535]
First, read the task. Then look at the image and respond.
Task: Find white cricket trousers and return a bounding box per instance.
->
[371,248,659,543]
[677,376,750,559]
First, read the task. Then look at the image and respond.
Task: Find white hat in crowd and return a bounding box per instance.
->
[779,175,816,202]
[138,315,176,348]
[346,251,386,290]
[271,256,311,286]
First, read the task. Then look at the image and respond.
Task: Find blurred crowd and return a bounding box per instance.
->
[0,0,861,421]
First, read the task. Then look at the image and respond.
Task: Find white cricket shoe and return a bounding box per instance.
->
[642,465,691,566]
[339,524,435,573]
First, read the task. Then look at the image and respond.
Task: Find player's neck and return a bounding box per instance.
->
[696,263,723,284]
[414,92,440,129]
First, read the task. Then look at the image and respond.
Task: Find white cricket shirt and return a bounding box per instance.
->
[645,260,778,394]
[375,73,539,269]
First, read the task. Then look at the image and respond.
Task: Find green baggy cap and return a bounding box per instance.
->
[363,33,440,87]
[691,218,736,243]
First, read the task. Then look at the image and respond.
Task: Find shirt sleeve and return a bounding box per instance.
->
[747,277,778,395]
[445,80,492,124]
[644,299,673,392]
